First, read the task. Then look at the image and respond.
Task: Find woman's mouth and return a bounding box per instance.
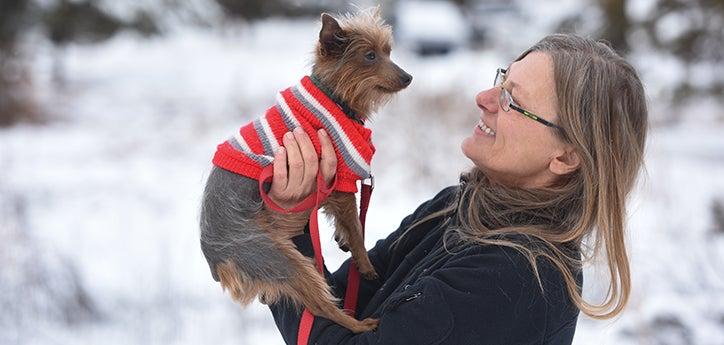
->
[476,119,496,137]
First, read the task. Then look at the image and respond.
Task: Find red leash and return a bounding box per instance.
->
[343,177,373,316]
[257,166,372,345]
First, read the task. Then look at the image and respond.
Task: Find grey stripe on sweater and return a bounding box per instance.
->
[253,119,275,157]
[229,136,273,165]
[275,104,298,132]
[290,86,369,178]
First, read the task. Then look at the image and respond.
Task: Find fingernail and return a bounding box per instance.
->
[293,127,303,135]
[318,129,327,137]
[285,132,293,139]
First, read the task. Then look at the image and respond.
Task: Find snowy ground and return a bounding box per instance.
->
[1,17,723,345]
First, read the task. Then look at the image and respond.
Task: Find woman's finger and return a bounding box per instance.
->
[293,127,318,194]
[318,129,337,187]
[270,146,288,196]
[283,130,304,193]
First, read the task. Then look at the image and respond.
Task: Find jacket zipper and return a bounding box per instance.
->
[404,292,422,302]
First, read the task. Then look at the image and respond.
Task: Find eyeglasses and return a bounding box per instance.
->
[494,68,563,130]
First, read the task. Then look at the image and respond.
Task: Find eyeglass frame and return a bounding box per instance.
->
[494,68,564,130]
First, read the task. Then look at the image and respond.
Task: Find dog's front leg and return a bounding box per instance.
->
[323,191,378,280]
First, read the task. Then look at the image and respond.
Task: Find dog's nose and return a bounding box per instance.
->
[400,72,413,87]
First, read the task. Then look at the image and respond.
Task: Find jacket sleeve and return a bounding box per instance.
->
[272,244,559,345]
[269,186,459,344]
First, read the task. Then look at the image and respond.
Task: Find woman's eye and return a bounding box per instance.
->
[365,51,376,61]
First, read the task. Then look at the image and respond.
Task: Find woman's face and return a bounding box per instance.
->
[461,51,571,188]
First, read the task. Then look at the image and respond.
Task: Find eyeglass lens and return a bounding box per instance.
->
[495,69,511,112]
[494,68,503,87]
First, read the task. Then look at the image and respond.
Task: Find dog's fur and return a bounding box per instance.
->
[200,9,411,333]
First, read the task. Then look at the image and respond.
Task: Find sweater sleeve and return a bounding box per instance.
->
[268,186,459,344]
[273,244,570,345]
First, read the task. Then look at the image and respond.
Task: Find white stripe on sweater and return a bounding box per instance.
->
[234,131,252,152]
[295,82,371,174]
[276,93,302,129]
[259,116,280,153]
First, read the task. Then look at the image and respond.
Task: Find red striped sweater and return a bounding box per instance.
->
[212,76,375,193]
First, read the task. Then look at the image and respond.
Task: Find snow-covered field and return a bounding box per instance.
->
[1,17,723,345]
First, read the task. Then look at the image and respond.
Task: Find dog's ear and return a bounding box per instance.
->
[319,13,347,56]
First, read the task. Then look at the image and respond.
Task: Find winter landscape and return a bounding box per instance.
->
[1,0,723,344]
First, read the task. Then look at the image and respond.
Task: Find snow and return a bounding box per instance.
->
[2,9,723,345]
[394,0,471,46]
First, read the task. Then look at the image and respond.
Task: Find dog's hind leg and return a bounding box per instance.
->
[250,208,379,332]
[280,248,379,333]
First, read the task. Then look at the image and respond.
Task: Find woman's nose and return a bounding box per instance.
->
[475,87,500,113]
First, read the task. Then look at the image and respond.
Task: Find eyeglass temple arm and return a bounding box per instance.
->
[508,103,564,130]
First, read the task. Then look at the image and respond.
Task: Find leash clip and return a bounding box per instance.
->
[362,174,374,189]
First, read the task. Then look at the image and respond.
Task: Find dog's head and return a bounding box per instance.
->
[312,8,412,119]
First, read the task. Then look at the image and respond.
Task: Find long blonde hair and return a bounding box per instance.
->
[401,34,648,319]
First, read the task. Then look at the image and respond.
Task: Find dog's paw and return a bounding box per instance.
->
[353,318,379,333]
[360,269,379,281]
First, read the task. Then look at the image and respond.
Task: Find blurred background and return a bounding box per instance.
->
[1,0,723,344]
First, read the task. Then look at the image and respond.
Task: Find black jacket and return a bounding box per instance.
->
[270,186,582,344]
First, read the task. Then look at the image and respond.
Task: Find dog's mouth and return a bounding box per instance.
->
[375,85,401,93]
[374,72,412,93]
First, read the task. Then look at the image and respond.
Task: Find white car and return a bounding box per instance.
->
[393,0,472,56]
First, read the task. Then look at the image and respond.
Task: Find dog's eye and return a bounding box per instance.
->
[365,51,376,62]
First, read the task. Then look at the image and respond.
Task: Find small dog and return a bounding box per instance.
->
[200,9,411,333]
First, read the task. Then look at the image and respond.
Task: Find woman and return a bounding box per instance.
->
[265,34,647,344]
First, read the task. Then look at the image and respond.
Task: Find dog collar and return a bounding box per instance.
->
[309,74,364,125]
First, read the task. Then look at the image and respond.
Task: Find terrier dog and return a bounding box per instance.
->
[200,9,411,333]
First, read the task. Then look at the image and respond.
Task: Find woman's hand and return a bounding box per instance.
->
[268,127,337,210]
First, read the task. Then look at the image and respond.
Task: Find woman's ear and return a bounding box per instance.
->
[549,146,580,176]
